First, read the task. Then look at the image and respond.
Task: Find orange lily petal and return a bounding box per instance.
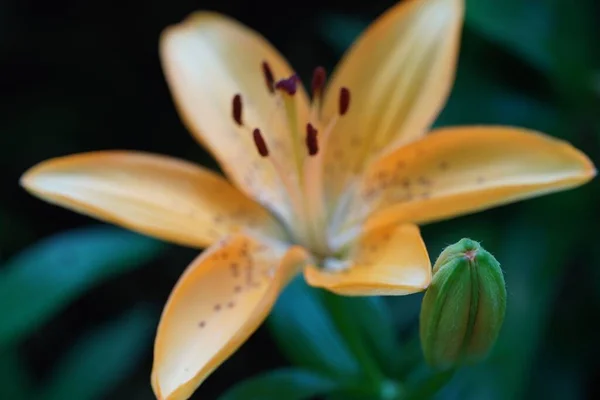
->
[321,0,463,203]
[305,224,431,296]
[20,151,285,248]
[348,126,596,233]
[152,234,308,400]
[160,12,310,222]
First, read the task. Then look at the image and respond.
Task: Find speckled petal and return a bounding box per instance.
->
[152,235,307,400]
[20,151,285,248]
[340,126,596,233]
[305,224,431,296]
[321,0,463,205]
[161,12,310,223]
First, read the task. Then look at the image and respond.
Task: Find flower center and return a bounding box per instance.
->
[230,62,351,257]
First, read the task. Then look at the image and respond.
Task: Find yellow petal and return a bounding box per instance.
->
[321,0,464,203]
[349,126,596,233]
[160,12,310,222]
[305,224,431,296]
[152,235,308,400]
[20,151,285,248]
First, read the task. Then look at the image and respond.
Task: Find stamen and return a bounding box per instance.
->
[273,73,303,179]
[252,128,269,157]
[311,67,326,98]
[305,123,319,156]
[339,87,351,116]
[262,61,275,93]
[232,94,243,126]
[275,74,300,95]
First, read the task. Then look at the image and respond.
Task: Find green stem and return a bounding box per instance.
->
[322,293,386,386]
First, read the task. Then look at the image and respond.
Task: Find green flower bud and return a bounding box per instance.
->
[420,238,506,369]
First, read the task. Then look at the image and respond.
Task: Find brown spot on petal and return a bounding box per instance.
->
[214,304,222,312]
[198,321,206,328]
[418,176,431,186]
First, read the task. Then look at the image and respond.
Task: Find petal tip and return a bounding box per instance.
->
[420,275,432,291]
[19,162,47,196]
[19,169,32,190]
[566,144,597,184]
[583,159,597,179]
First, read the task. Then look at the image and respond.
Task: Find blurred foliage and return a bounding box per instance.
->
[1,0,599,399]
[38,307,155,400]
[0,225,165,347]
[218,368,341,400]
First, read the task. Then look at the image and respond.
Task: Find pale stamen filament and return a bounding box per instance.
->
[274,75,305,181]
[303,84,351,254]
[234,62,354,254]
[327,180,362,248]
[231,92,309,243]
[272,73,331,251]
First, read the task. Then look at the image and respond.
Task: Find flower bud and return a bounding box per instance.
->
[420,238,506,369]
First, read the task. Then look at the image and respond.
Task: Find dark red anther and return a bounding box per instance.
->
[275,74,300,95]
[232,94,243,126]
[311,66,326,97]
[262,61,275,93]
[252,128,269,157]
[339,87,350,116]
[305,123,319,156]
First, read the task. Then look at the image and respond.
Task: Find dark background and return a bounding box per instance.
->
[1,0,599,399]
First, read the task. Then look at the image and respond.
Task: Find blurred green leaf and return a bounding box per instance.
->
[403,366,455,400]
[317,13,365,56]
[435,32,559,133]
[436,59,558,132]
[218,368,340,400]
[465,0,554,73]
[550,0,599,106]
[466,0,599,107]
[268,277,361,378]
[322,294,400,381]
[0,349,33,400]
[38,307,155,400]
[0,225,165,347]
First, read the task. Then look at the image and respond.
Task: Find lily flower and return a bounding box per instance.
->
[20,0,594,398]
